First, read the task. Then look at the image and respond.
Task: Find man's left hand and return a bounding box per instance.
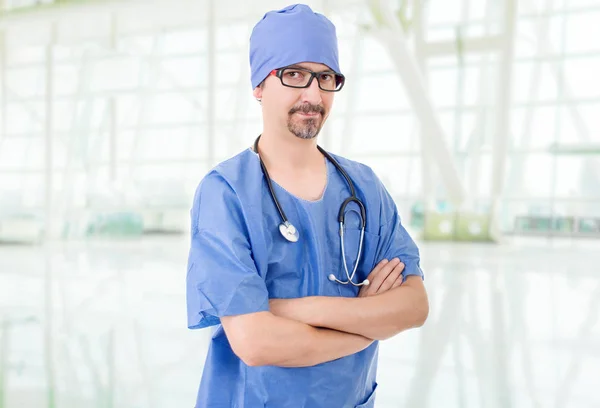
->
[358,258,404,298]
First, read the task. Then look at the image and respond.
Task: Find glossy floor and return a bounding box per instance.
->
[0,235,599,408]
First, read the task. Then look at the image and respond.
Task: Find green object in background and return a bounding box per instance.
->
[86,212,144,237]
[423,212,457,241]
[423,211,494,242]
[455,212,493,242]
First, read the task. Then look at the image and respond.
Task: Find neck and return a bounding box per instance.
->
[255,131,323,171]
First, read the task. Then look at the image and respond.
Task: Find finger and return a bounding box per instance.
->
[366,259,389,281]
[391,273,404,289]
[378,268,401,293]
[362,259,389,295]
[369,258,401,293]
[379,262,405,293]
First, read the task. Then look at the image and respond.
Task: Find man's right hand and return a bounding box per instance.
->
[358,258,404,298]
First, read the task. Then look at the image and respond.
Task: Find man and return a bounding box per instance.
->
[186,4,428,407]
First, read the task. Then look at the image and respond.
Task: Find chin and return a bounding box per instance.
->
[294,127,322,140]
[287,115,326,140]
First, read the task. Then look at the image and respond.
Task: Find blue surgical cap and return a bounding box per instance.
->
[249,4,341,89]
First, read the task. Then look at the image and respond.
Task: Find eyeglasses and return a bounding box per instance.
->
[271,66,345,92]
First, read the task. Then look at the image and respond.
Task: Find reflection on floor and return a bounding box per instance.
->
[0,236,599,407]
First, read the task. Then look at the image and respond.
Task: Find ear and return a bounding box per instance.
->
[253,86,263,102]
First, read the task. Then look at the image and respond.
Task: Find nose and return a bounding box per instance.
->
[301,76,323,105]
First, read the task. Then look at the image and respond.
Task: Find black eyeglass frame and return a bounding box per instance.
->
[271,66,346,92]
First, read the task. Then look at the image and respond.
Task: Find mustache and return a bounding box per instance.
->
[289,104,325,116]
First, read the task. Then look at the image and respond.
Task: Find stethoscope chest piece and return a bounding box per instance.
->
[279,221,299,242]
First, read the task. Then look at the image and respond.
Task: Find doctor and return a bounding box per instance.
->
[186,4,429,407]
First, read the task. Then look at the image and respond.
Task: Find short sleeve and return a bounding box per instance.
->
[375,179,424,281]
[186,172,270,330]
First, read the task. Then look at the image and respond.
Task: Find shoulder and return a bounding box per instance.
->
[190,149,264,227]
[194,148,262,199]
[326,152,385,197]
[326,152,379,186]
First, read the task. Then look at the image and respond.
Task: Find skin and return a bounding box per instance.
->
[220,61,429,367]
[221,257,409,367]
[253,62,333,142]
[251,62,333,185]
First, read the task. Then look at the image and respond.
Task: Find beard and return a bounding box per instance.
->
[287,103,326,140]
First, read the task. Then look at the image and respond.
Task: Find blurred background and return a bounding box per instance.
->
[0,0,599,407]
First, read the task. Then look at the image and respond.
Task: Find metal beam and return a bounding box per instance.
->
[58,30,95,240]
[423,35,504,57]
[505,0,553,208]
[413,0,435,212]
[465,0,496,208]
[548,0,569,240]
[127,30,162,182]
[44,23,57,242]
[453,0,470,212]
[206,0,216,167]
[549,143,600,155]
[0,0,147,26]
[489,0,517,239]
[367,0,466,207]
[0,29,5,145]
[427,5,600,28]
[109,15,118,183]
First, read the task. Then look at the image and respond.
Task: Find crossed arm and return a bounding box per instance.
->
[221,258,429,367]
[221,310,373,367]
[269,268,429,341]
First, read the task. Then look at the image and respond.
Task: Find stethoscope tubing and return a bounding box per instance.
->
[253,135,369,286]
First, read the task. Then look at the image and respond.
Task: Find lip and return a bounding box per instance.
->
[296,112,321,117]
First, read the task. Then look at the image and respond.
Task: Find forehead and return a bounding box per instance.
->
[286,61,334,72]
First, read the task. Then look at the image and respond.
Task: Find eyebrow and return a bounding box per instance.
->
[286,64,335,73]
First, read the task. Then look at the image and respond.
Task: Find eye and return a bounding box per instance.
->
[321,73,334,81]
[285,70,305,79]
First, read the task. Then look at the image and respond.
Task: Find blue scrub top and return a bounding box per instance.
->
[186,148,424,408]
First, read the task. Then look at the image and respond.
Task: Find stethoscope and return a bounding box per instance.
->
[254,135,370,287]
